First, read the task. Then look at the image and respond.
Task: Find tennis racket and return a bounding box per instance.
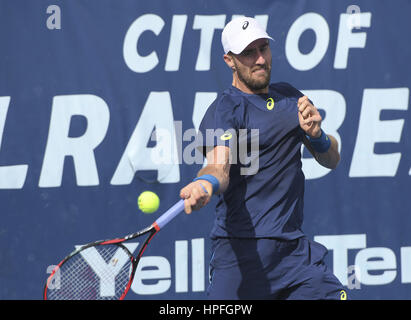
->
[44,199,185,300]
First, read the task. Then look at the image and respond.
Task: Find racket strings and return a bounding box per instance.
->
[46,244,133,300]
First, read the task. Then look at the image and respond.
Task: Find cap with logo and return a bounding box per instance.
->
[221,17,274,54]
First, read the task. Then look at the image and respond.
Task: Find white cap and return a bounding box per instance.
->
[221,17,273,54]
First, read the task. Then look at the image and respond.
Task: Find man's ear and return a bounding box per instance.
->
[223,54,236,71]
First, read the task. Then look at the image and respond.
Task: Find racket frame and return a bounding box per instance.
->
[43,223,158,300]
[44,199,184,300]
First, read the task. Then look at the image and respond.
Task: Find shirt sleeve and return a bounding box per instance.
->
[273,82,313,138]
[195,94,243,156]
[275,82,304,99]
[275,82,314,104]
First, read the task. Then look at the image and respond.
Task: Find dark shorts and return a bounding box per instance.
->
[207,236,346,300]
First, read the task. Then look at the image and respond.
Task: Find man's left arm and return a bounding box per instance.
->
[298,96,340,169]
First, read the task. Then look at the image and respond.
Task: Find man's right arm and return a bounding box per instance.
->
[179,145,231,214]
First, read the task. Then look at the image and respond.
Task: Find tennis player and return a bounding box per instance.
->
[180,17,346,300]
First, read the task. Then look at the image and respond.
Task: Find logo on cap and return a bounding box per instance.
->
[242,21,249,30]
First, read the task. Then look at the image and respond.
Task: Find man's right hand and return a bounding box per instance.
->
[179,180,212,214]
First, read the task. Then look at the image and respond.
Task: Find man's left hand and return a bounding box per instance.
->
[297,95,322,138]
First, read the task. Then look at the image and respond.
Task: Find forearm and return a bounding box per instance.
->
[312,134,340,169]
[298,96,340,169]
[180,146,231,213]
[197,163,230,194]
[195,145,231,194]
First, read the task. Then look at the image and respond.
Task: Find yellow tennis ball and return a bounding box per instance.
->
[138,191,160,214]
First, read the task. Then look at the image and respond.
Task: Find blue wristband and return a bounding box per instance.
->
[307,129,331,153]
[193,174,220,195]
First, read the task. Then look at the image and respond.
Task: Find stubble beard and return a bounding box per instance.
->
[235,62,272,93]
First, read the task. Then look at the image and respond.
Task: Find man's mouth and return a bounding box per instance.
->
[252,68,267,75]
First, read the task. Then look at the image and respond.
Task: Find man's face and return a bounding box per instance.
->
[230,38,272,93]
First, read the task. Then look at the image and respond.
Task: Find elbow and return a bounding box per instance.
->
[315,152,340,170]
[327,153,341,170]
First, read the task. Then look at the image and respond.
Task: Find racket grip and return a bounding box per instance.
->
[154,199,185,230]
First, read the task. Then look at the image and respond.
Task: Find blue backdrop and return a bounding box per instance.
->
[1,0,410,300]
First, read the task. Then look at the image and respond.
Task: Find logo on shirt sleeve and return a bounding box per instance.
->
[220,131,233,141]
[266,97,275,110]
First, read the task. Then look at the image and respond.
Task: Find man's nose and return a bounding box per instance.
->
[255,50,266,65]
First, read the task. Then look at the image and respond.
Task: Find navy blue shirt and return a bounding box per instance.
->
[198,82,306,240]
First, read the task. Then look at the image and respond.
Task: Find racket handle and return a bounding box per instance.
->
[154,199,185,230]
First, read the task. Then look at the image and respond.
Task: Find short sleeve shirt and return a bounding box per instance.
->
[197,82,306,240]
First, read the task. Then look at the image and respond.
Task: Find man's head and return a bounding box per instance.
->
[221,17,274,94]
